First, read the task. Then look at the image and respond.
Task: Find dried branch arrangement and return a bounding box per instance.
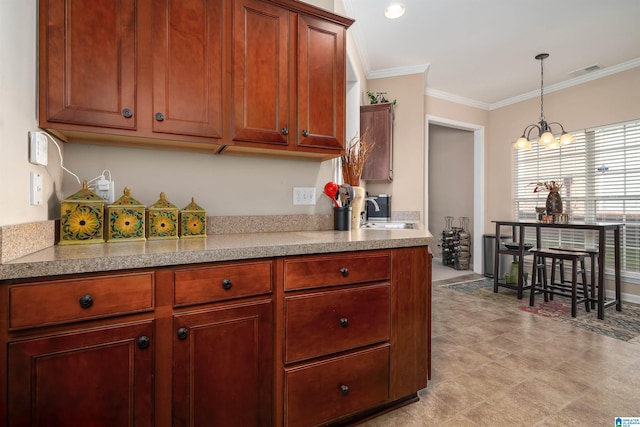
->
[340,133,374,187]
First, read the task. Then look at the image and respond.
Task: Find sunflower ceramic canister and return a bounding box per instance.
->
[147,192,179,240]
[59,180,105,245]
[107,187,146,242]
[179,197,206,238]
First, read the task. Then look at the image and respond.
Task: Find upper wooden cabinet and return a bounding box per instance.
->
[39,0,224,152]
[230,0,289,146]
[39,0,137,130]
[361,103,394,181]
[226,0,351,159]
[38,0,353,160]
[151,0,224,139]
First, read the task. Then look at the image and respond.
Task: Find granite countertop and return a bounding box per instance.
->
[0,227,433,281]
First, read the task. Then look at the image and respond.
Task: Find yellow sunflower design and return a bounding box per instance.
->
[61,205,103,241]
[182,214,205,236]
[179,197,206,238]
[149,211,177,237]
[110,208,145,239]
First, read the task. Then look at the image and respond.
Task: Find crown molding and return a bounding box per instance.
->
[425,88,490,110]
[489,57,640,110]
[367,64,430,80]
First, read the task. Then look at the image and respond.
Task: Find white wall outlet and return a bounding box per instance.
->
[29,131,48,166]
[293,187,316,205]
[95,179,115,203]
[30,172,44,205]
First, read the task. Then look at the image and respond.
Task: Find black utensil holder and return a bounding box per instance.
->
[333,206,352,230]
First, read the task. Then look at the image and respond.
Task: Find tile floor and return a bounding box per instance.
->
[360,264,640,426]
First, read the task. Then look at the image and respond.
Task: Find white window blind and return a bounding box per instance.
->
[512,120,640,275]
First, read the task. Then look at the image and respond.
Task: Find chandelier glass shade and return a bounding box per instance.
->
[513,53,575,150]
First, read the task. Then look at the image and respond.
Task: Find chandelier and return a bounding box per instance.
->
[513,53,575,150]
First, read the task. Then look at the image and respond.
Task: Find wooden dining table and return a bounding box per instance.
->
[492,220,623,319]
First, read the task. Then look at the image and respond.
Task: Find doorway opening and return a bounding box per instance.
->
[425,116,485,275]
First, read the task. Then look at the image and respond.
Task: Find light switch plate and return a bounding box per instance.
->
[30,172,44,205]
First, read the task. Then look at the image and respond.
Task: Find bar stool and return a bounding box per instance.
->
[550,246,599,310]
[529,248,591,317]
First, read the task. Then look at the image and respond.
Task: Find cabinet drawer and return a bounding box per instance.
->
[285,345,390,427]
[9,272,154,330]
[285,284,390,363]
[174,261,272,306]
[283,251,390,291]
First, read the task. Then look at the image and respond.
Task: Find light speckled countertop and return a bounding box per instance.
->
[0,227,433,281]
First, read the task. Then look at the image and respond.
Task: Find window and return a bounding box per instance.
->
[513,120,640,276]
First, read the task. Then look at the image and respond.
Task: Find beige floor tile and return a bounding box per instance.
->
[362,280,640,426]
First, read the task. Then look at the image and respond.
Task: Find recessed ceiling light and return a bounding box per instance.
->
[384,3,405,19]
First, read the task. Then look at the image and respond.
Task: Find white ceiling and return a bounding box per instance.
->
[342,0,640,109]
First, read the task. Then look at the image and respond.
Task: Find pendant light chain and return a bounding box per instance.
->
[539,55,545,123]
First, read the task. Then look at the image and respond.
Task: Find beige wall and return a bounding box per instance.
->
[365,73,426,217]
[487,67,640,233]
[0,0,351,227]
[0,1,64,225]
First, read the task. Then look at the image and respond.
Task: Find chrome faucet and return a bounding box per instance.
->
[364,197,380,212]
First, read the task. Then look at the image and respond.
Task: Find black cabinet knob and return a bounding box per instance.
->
[155,112,165,121]
[222,279,232,290]
[122,108,133,118]
[177,328,189,340]
[281,127,289,135]
[340,384,349,396]
[137,336,150,349]
[301,129,309,137]
[78,294,93,309]
[340,267,348,277]
[339,317,349,328]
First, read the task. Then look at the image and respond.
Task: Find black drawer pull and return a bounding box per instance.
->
[340,384,349,396]
[301,129,309,137]
[339,317,349,328]
[122,108,133,118]
[281,127,289,135]
[79,294,93,309]
[155,112,165,121]
[177,328,189,340]
[222,279,233,290]
[340,267,348,277]
[137,336,150,349]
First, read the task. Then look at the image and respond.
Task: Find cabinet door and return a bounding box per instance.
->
[173,300,273,426]
[152,0,223,139]
[296,14,345,151]
[231,0,289,146]
[39,0,136,129]
[361,103,393,181]
[7,321,153,427]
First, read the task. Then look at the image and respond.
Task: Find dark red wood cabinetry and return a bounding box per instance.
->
[38,0,352,159]
[8,321,154,427]
[1,247,430,426]
[226,0,350,159]
[39,0,137,130]
[361,103,394,181]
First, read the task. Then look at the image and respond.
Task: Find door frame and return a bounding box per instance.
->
[425,115,485,274]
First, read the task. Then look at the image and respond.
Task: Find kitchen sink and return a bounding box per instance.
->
[361,221,418,230]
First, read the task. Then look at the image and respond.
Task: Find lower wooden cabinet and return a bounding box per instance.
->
[7,321,154,427]
[1,246,431,427]
[173,300,273,426]
[285,345,390,427]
